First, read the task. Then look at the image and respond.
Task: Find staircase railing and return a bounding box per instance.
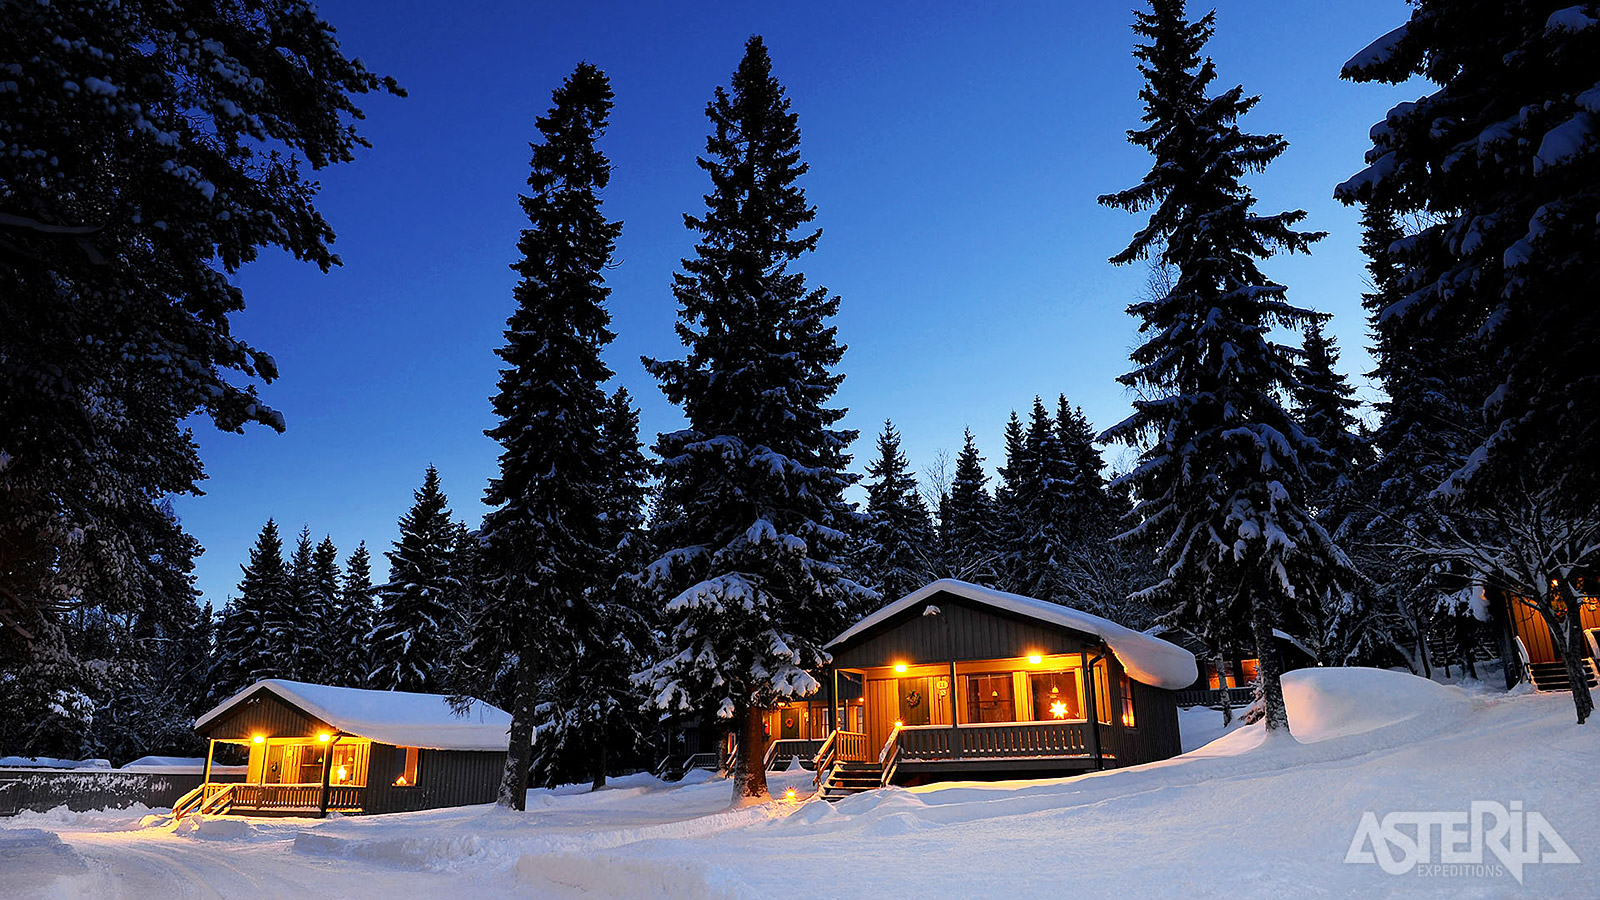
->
[811,730,838,787]
[810,729,869,786]
[174,782,234,820]
[880,729,903,788]
[196,782,236,817]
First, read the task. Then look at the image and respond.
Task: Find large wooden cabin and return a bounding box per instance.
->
[809,580,1195,799]
[178,680,510,817]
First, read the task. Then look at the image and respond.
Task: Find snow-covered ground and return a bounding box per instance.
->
[6,670,1596,899]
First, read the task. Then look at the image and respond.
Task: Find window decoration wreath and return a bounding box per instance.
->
[904,689,923,708]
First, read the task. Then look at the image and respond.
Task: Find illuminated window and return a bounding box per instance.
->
[1238,658,1261,685]
[1029,671,1082,721]
[1119,673,1136,728]
[394,747,419,787]
[964,673,1016,723]
[1095,661,1112,725]
[331,743,366,786]
[1207,661,1236,689]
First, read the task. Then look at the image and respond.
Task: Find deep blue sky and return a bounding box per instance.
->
[176,1,1415,609]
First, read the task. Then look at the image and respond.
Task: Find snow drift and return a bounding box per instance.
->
[1281,666,1470,743]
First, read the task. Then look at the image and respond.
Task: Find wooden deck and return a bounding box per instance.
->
[175,782,365,817]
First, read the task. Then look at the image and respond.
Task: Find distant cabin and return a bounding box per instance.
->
[1150,625,1318,709]
[792,580,1195,800]
[178,680,510,818]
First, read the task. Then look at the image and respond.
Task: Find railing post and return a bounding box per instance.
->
[201,738,215,790]
[947,660,960,759]
[318,737,337,818]
[1082,649,1104,770]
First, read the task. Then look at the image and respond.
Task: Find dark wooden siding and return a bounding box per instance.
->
[361,743,505,814]
[201,688,328,741]
[1112,675,1181,766]
[831,593,1090,668]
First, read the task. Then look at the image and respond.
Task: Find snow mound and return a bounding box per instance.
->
[2,803,154,832]
[829,580,1197,689]
[1282,667,1469,744]
[173,814,262,841]
[515,851,756,899]
[0,756,112,769]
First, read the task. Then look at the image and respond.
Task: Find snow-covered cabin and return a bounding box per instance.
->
[1492,586,1600,692]
[180,680,510,817]
[806,580,1195,798]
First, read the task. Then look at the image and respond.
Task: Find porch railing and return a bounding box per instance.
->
[895,721,1091,760]
[810,730,869,787]
[1175,686,1255,709]
[763,738,825,771]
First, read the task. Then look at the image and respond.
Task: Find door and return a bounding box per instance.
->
[778,707,800,741]
[898,677,931,726]
[264,744,286,784]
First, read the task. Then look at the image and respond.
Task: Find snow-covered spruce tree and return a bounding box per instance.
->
[304,535,343,683]
[1097,0,1355,733]
[1289,322,1370,661]
[370,466,461,694]
[336,543,377,687]
[992,411,1033,593]
[860,421,939,601]
[529,388,656,791]
[0,0,400,670]
[461,63,623,809]
[1338,1,1599,721]
[941,430,1001,584]
[212,520,293,699]
[1052,399,1152,627]
[285,527,317,680]
[640,36,872,806]
[1015,398,1079,603]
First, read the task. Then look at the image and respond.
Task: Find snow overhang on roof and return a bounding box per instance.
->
[194,679,512,752]
[827,579,1198,690]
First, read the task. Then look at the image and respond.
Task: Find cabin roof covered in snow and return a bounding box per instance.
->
[827,579,1198,690]
[194,680,512,752]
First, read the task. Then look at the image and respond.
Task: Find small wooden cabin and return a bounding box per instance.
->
[180,679,510,817]
[811,580,1195,798]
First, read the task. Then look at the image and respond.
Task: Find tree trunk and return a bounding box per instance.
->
[731,706,769,806]
[1213,651,1232,727]
[497,654,536,810]
[1250,587,1290,733]
[591,728,608,792]
[1546,585,1594,725]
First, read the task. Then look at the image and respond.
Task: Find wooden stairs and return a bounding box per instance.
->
[818,761,883,802]
[1528,659,1600,692]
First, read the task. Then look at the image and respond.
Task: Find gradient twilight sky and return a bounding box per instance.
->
[173,0,1417,609]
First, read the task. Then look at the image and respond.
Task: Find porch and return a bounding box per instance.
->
[174,781,366,817]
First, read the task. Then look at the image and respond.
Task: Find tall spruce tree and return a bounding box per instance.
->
[941,430,1000,584]
[464,63,623,808]
[529,388,655,790]
[1098,0,1354,732]
[337,543,377,687]
[369,466,461,693]
[0,0,400,674]
[212,519,292,699]
[639,36,872,805]
[1338,0,1600,721]
[860,421,938,601]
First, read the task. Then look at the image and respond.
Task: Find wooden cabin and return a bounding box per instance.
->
[178,679,510,817]
[1151,626,1318,708]
[811,580,1195,798]
[1493,586,1600,691]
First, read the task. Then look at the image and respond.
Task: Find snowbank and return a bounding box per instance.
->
[828,579,1197,689]
[0,757,112,770]
[1282,666,1469,743]
[516,852,756,899]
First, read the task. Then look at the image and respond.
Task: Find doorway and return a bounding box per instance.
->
[898,677,931,726]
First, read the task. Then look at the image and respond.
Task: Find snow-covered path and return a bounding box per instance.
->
[7,674,1597,899]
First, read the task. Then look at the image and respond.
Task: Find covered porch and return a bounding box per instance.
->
[176,732,377,818]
